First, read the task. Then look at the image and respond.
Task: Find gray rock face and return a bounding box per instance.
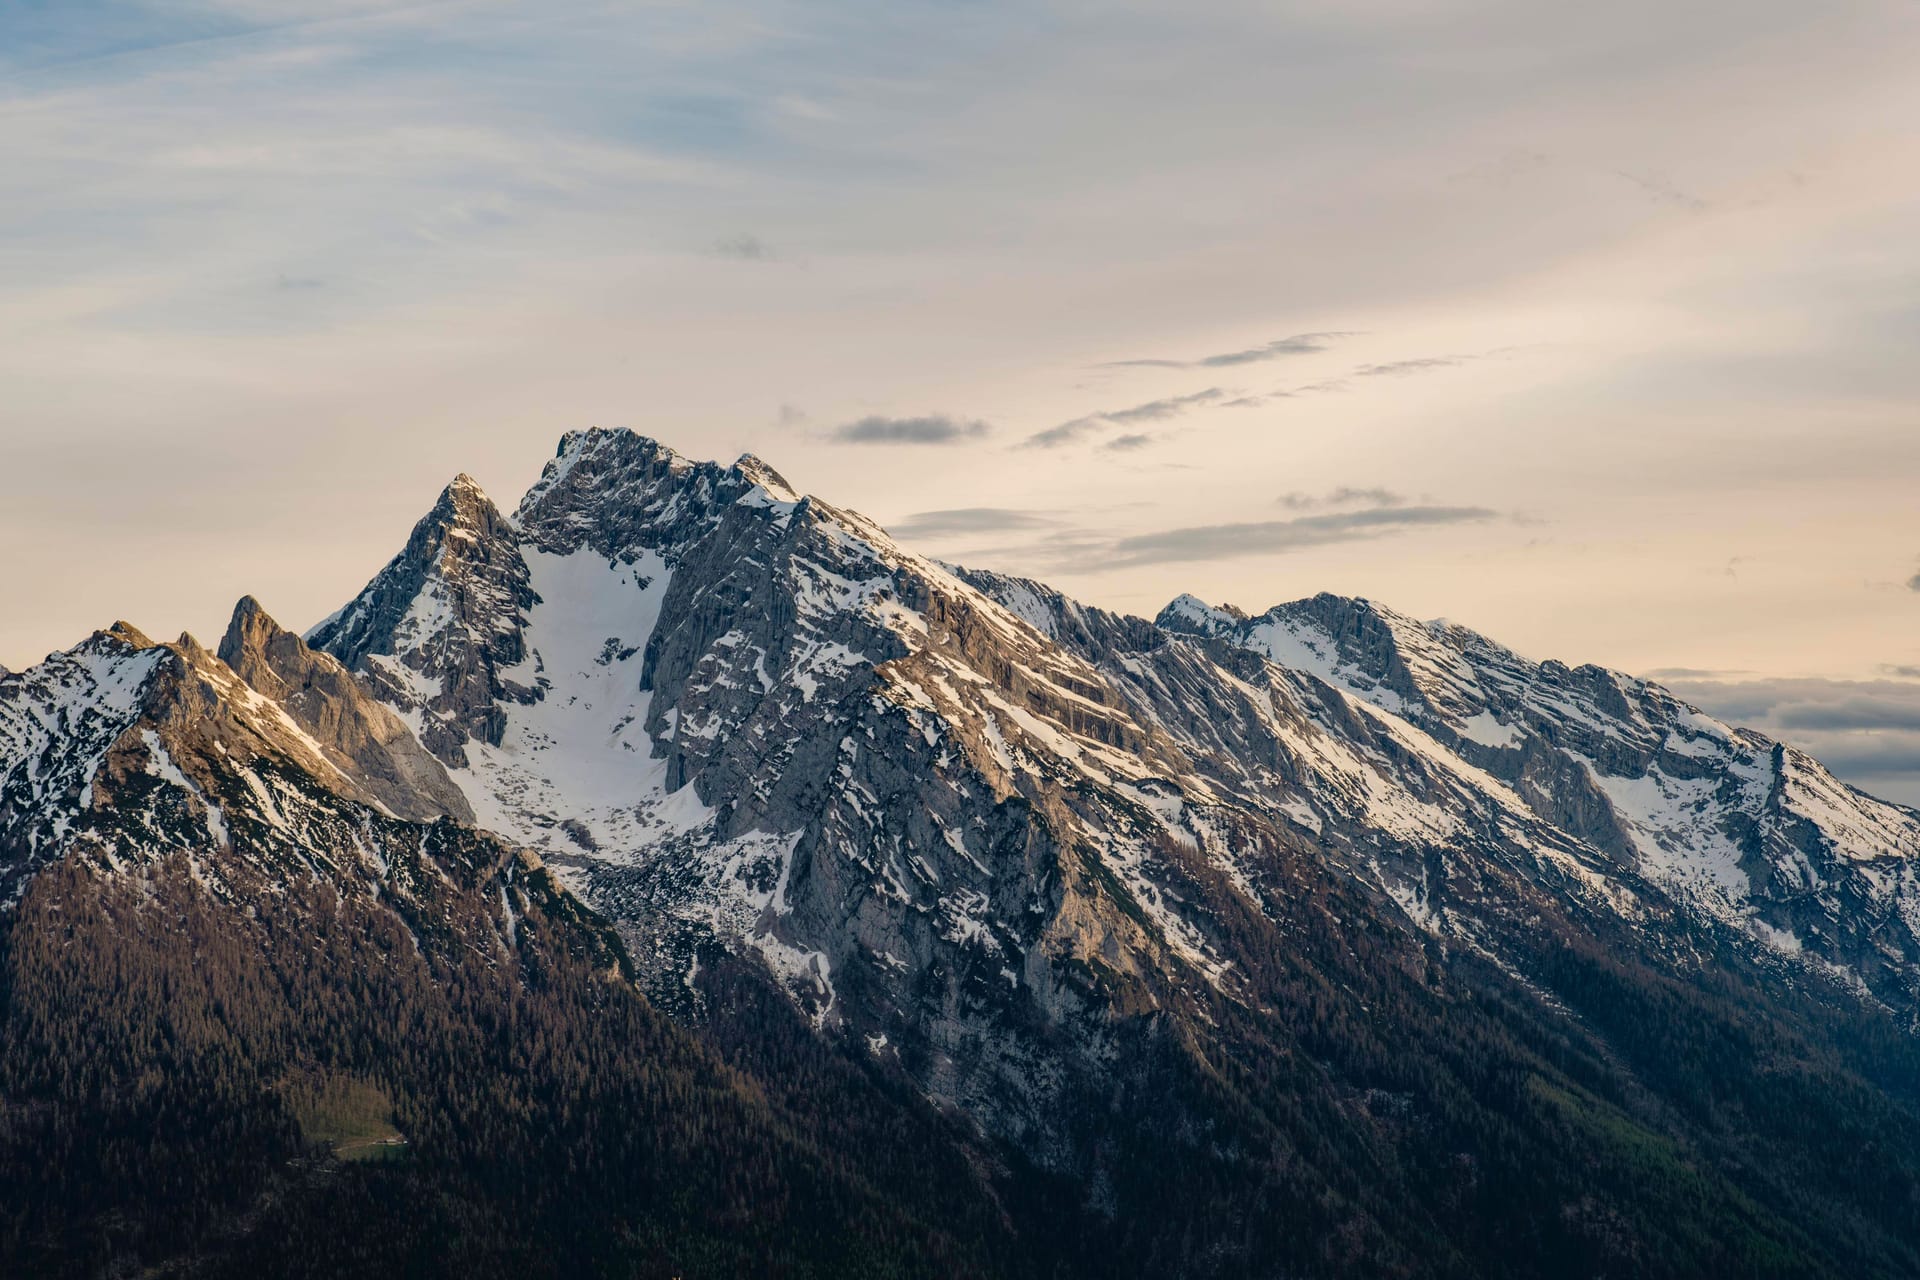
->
[1153,590,1920,1011]
[302,427,1920,1176]
[314,432,1236,1148]
[307,473,538,766]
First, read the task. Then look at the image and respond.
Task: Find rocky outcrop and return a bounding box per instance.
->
[219,595,473,823]
[306,474,539,766]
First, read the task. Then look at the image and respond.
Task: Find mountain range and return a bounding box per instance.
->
[5,428,1919,1278]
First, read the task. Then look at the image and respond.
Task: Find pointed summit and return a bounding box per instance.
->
[103,620,156,649]
[218,594,276,670]
[733,452,798,501]
[216,594,474,822]
[516,428,739,560]
[218,594,298,699]
[1154,594,1243,635]
[310,472,531,660]
[309,472,538,767]
[428,470,510,545]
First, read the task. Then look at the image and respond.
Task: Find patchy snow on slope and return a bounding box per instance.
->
[454,547,711,858]
[0,637,164,867]
[140,728,230,850]
[1584,762,1754,908]
[1777,747,1920,863]
[1458,711,1521,749]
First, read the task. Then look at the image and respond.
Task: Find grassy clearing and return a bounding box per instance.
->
[284,1074,408,1161]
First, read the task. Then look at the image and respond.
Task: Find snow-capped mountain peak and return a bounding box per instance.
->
[300,430,1920,1176]
[12,428,1920,1276]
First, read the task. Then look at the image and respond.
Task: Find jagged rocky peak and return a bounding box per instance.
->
[103,619,157,649]
[1152,582,1920,1009]
[0,621,172,900]
[2,604,484,902]
[128,620,462,827]
[515,427,749,560]
[217,595,473,823]
[1153,593,1247,634]
[308,470,528,654]
[1156,589,1502,720]
[424,472,522,578]
[298,427,1920,1187]
[217,595,284,686]
[436,470,506,532]
[306,470,539,767]
[732,451,799,501]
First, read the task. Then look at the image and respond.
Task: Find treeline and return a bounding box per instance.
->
[0,839,1027,1278]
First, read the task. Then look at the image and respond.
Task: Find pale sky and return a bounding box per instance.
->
[4,1,1920,798]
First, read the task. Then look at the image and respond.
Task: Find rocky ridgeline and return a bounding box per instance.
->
[294,428,1920,1166]
[10,427,1920,1275]
[0,599,560,976]
[1151,590,1920,1012]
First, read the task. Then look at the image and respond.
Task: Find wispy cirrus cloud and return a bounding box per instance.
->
[1101,331,1352,370]
[1353,356,1467,377]
[1020,387,1226,449]
[712,232,776,261]
[888,507,1057,539]
[831,414,990,445]
[1225,348,1512,409]
[1085,503,1500,570]
[1355,347,1524,379]
[1278,486,1407,510]
[952,480,1506,575]
[1221,378,1350,409]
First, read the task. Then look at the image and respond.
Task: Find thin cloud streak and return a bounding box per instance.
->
[1353,356,1466,377]
[1226,348,1509,408]
[1086,504,1500,570]
[1021,387,1226,449]
[1101,331,1352,370]
[889,507,1057,538]
[1279,486,1407,510]
[831,414,990,445]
